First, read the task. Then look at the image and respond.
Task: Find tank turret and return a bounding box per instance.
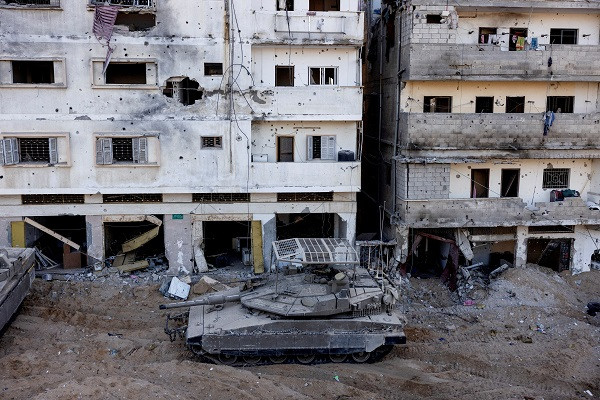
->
[162,238,406,366]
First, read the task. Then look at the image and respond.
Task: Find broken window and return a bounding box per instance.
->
[475,97,494,113]
[506,96,525,113]
[277,192,334,202]
[3,0,59,6]
[308,0,339,11]
[542,168,570,189]
[103,194,162,203]
[1,137,58,165]
[501,169,520,197]
[307,135,336,160]
[276,0,293,11]
[114,11,156,31]
[479,27,497,44]
[201,136,222,149]
[277,136,294,162]
[163,77,202,105]
[192,193,250,203]
[309,67,337,85]
[550,28,578,45]
[22,194,84,204]
[105,63,147,84]
[424,96,452,113]
[509,28,528,51]
[426,14,442,24]
[12,61,54,84]
[204,63,223,76]
[275,66,294,86]
[470,169,489,198]
[546,96,574,113]
[96,137,148,165]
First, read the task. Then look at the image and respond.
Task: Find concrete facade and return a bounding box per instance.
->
[365,0,600,274]
[0,0,364,273]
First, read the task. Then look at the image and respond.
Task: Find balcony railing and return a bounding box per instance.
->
[90,0,154,7]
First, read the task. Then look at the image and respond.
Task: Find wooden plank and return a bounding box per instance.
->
[116,260,149,274]
[24,217,80,250]
[10,221,25,248]
[122,226,160,253]
[251,220,264,274]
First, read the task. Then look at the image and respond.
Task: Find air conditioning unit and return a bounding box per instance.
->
[252,154,268,162]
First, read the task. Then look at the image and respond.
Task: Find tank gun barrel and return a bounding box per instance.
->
[159,293,241,310]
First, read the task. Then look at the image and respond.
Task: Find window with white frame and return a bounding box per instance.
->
[307,135,336,160]
[308,67,338,85]
[1,137,58,165]
[92,60,157,87]
[201,136,222,149]
[542,168,570,189]
[0,59,66,86]
[96,137,148,164]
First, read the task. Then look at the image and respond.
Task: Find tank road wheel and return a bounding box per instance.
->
[218,353,238,365]
[296,354,316,364]
[329,354,347,363]
[351,351,371,363]
[189,345,205,357]
[242,355,262,365]
[269,355,287,364]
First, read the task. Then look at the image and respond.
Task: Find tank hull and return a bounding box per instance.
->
[0,248,36,332]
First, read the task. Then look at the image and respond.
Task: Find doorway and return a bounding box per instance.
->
[471,169,490,198]
[501,169,520,197]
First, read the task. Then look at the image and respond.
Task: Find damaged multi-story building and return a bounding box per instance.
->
[0,0,364,273]
[363,0,600,279]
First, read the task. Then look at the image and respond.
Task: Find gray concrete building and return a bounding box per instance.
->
[363,0,600,277]
[0,0,364,273]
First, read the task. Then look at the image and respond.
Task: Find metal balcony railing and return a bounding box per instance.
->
[1,0,60,6]
[90,0,154,7]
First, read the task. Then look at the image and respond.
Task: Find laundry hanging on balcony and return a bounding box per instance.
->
[93,5,120,76]
[543,111,555,136]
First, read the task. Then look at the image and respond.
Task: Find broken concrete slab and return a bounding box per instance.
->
[116,260,149,274]
[192,275,230,296]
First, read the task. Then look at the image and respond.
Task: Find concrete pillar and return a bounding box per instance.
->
[337,212,357,244]
[85,215,104,265]
[514,226,528,268]
[395,225,410,264]
[254,213,276,271]
[164,214,193,275]
[0,217,22,247]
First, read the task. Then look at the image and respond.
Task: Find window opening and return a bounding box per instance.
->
[471,169,490,198]
[22,194,84,204]
[546,96,574,113]
[479,27,497,44]
[276,0,293,11]
[506,96,525,113]
[103,194,162,203]
[276,213,335,240]
[3,0,59,6]
[308,0,339,11]
[204,63,223,76]
[509,28,528,51]
[277,192,334,202]
[105,63,146,84]
[192,193,250,203]
[112,138,134,162]
[475,96,494,113]
[307,135,336,160]
[426,14,442,24]
[114,11,156,31]
[201,136,222,149]
[424,96,452,113]
[526,238,571,272]
[550,28,577,45]
[542,168,570,189]
[19,138,51,162]
[163,77,202,106]
[96,137,148,165]
[12,61,54,84]
[309,67,337,85]
[277,136,294,162]
[1,137,58,165]
[275,66,294,86]
[501,169,520,197]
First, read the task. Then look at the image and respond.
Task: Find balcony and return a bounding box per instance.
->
[253,86,363,120]
[250,161,360,192]
[404,44,600,81]
[400,112,600,157]
[251,11,364,44]
[90,0,154,7]
[398,197,600,228]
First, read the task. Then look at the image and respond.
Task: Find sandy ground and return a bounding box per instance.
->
[1,266,599,400]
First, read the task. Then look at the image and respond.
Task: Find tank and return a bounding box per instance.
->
[1,248,36,332]
[161,238,406,365]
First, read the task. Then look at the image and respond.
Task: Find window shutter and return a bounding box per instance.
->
[2,138,19,165]
[306,136,313,160]
[132,137,148,164]
[48,138,58,164]
[96,138,113,165]
[321,136,336,160]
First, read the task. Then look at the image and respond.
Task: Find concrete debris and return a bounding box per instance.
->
[167,277,190,300]
[192,276,230,296]
[489,263,510,280]
[194,245,209,273]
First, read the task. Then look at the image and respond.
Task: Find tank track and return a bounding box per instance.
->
[188,344,394,367]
